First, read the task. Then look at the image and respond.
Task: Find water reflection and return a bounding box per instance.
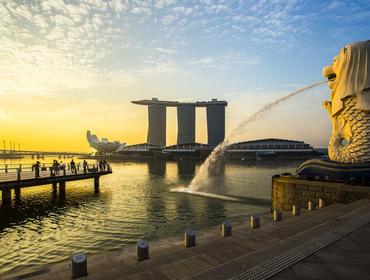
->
[177,160,196,177]
[148,159,166,176]
[0,157,304,275]
[0,186,109,231]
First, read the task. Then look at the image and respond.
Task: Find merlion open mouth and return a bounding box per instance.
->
[327,73,336,82]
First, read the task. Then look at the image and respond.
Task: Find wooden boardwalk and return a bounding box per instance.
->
[0,164,112,206]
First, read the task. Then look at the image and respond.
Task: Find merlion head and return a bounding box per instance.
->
[322,40,370,163]
[322,40,370,116]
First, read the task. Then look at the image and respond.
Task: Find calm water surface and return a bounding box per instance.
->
[0,157,304,274]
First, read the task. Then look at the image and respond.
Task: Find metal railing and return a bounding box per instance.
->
[0,162,111,182]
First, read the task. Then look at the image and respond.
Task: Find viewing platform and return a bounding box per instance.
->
[0,163,112,207]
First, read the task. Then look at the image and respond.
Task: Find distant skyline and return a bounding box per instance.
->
[1,0,370,151]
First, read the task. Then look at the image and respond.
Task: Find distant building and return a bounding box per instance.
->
[163,142,214,159]
[226,138,318,160]
[86,130,125,154]
[132,98,227,147]
[227,138,313,151]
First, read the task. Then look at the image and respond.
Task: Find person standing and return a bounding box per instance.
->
[83,160,88,173]
[35,161,40,178]
[70,159,76,174]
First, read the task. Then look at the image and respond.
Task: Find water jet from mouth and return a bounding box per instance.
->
[172,80,326,196]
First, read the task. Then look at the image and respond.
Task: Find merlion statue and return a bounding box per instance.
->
[322,40,370,163]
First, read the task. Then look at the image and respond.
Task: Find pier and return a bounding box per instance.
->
[0,163,112,207]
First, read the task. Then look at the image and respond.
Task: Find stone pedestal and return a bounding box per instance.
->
[221,221,232,237]
[184,229,196,248]
[273,210,282,221]
[72,253,87,279]
[250,215,260,229]
[137,240,149,261]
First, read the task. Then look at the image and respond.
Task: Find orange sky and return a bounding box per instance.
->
[0,93,209,152]
[0,85,331,152]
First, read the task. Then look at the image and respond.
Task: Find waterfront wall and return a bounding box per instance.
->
[272,175,370,211]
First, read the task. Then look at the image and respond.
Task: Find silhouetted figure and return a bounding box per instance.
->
[70,159,76,174]
[53,160,60,175]
[34,161,40,178]
[83,160,88,173]
[60,162,66,174]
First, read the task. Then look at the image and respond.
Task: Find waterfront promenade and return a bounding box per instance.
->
[4,199,370,279]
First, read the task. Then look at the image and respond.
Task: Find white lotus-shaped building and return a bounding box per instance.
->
[86,130,126,154]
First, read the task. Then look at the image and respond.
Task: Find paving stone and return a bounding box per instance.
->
[9,200,370,280]
[324,263,370,280]
[291,261,334,280]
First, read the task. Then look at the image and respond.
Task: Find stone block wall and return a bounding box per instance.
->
[272,174,370,211]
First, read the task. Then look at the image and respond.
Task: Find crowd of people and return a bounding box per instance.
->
[32,159,109,176]
[98,160,108,171]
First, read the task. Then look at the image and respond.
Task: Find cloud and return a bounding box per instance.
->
[188,52,260,70]
[155,0,177,8]
[131,7,151,15]
[1,0,369,98]
[0,0,180,95]
[161,14,176,25]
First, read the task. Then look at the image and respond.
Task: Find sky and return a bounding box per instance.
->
[0,0,369,152]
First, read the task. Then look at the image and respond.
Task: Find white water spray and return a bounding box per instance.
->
[182,81,326,193]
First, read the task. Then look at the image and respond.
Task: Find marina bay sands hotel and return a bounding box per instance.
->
[132,98,227,147]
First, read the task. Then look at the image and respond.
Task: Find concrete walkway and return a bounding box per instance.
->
[4,200,370,280]
[272,223,370,280]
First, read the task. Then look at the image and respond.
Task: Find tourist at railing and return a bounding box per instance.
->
[103,159,108,171]
[60,162,66,172]
[83,160,88,173]
[70,159,76,174]
[0,159,110,177]
[34,161,40,178]
[52,160,60,175]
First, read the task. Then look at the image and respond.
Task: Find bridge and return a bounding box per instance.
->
[0,163,112,207]
[0,149,90,159]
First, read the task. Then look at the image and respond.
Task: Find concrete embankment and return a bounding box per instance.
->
[4,199,370,280]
